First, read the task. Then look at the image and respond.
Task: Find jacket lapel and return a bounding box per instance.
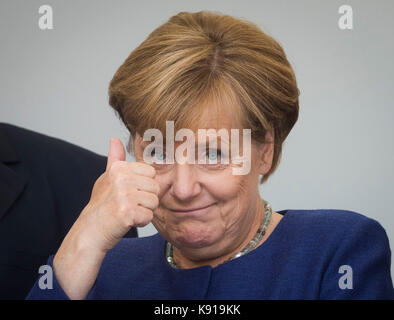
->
[0,129,27,221]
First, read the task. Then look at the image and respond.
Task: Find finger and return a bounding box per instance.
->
[127,162,156,178]
[133,205,154,227]
[132,176,160,195]
[135,190,159,210]
[106,138,126,171]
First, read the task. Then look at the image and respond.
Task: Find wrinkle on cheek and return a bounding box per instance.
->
[225,175,252,234]
[152,208,169,234]
[219,175,249,231]
[151,175,176,234]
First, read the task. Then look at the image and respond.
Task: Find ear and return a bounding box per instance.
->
[257,127,275,175]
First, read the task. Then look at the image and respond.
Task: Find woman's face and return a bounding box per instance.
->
[133,108,274,262]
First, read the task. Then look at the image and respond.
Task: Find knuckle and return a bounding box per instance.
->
[136,162,156,177]
[117,202,132,216]
[119,205,137,226]
[112,175,127,188]
[108,161,125,176]
[130,162,143,172]
[134,209,153,227]
[149,194,160,208]
[112,173,135,190]
[147,165,156,177]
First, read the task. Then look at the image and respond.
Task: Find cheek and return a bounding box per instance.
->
[218,173,259,224]
[206,175,240,200]
[204,170,256,203]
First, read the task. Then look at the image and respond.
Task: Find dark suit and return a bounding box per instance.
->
[0,123,138,299]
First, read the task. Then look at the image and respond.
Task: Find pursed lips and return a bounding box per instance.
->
[168,203,216,213]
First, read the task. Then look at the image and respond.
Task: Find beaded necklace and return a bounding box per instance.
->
[165,199,272,269]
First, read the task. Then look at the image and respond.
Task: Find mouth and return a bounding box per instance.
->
[169,203,216,214]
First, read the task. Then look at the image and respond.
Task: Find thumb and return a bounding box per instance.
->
[106,138,126,171]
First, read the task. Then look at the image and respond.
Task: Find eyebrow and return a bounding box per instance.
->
[140,136,231,148]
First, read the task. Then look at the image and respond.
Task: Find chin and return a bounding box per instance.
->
[172,228,217,249]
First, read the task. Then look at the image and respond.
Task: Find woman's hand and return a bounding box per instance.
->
[52,138,159,299]
[78,137,160,252]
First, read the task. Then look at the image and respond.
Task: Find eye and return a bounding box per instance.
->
[151,149,166,162]
[206,149,221,163]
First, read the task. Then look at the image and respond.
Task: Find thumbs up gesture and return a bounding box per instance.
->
[76,138,160,252]
[51,138,160,299]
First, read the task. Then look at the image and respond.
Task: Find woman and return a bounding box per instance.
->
[27,10,393,299]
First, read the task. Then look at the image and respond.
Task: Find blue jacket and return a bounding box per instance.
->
[26,209,394,299]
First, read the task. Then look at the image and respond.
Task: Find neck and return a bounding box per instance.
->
[172,198,266,269]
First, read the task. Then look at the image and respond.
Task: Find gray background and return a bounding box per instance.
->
[1,1,393,280]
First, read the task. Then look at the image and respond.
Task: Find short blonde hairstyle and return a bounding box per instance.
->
[108,10,299,184]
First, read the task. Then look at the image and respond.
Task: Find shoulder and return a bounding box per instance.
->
[0,122,106,174]
[282,208,388,238]
[282,210,394,299]
[277,209,391,257]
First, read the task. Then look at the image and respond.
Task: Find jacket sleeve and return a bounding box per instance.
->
[319,216,394,299]
[25,255,70,300]
[25,255,98,300]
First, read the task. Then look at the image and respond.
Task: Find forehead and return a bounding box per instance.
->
[139,95,245,141]
[191,101,244,132]
[147,111,243,145]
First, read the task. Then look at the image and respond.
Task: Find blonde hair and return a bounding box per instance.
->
[108,10,299,184]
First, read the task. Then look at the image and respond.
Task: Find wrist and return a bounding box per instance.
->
[54,221,107,269]
[52,230,107,300]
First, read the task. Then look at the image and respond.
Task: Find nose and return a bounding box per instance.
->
[169,163,202,202]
